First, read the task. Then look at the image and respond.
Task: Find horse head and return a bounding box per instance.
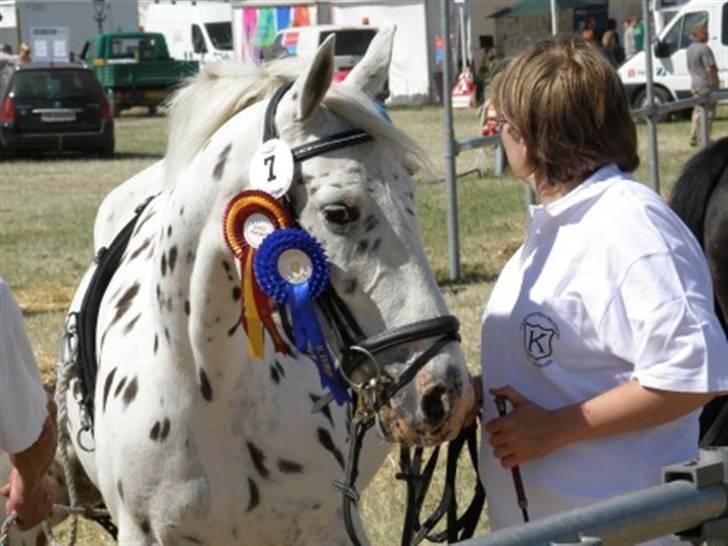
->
[159,30,473,448]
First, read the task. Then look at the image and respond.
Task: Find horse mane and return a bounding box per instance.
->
[669,137,728,248]
[164,59,429,185]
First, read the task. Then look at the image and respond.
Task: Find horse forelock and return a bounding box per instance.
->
[162,59,430,188]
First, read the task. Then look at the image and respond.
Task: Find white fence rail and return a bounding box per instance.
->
[456,448,728,546]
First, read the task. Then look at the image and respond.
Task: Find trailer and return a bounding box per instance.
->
[0,0,138,63]
[143,0,234,65]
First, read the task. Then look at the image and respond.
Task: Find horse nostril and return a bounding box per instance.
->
[421,385,448,425]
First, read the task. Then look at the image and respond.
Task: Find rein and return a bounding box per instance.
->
[260,84,484,544]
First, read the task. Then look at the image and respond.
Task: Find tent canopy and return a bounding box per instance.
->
[487,0,606,18]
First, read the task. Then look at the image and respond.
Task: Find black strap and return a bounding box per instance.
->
[700,395,728,447]
[292,129,373,161]
[359,316,460,356]
[334,413,374,546]
[398,446,447,546]
[262,81,372,162]
[375,334,458,413]
[263,81,294,141]
[396,423,485,545]
[77,197,154,427]
[90,507,118,541]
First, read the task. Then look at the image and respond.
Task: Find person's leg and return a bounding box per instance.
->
[690,104,700,146]
[706,99,716,143]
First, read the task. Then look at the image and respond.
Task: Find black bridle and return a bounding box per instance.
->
[263,84,483,545]
[262,82,460,411]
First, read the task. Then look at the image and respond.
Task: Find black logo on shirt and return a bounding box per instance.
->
[521,312,560,367]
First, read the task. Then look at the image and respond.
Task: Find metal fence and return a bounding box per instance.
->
[440,0,726,282]
[457,88,728,184]
[457,448,728,546]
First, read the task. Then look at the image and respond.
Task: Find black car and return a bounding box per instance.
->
[0,62,114,157]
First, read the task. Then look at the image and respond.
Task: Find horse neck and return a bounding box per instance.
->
[151,112,278,389]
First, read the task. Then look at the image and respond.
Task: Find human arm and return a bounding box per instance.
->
[1,398,57,530]
[707,63,719,87]
[485,382,716,469]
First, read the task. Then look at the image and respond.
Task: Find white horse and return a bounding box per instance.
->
[59,30,473,545]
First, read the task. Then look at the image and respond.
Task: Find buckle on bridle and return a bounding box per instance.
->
[340,345,394,417]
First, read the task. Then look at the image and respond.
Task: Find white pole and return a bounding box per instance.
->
[442,0,461,281]
[550,0,559,35]
[458,2,467,72]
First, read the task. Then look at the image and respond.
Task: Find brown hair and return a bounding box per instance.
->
[491,36,639,184]
[691,23,707,38]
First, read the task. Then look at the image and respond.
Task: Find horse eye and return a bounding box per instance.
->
[322,204,360,227]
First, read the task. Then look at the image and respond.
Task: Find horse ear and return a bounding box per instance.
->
[290,34,336,122]
[345,26,395,99]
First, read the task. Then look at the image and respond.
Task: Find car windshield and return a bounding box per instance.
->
[110,37,158,60]
[205,22,233,50]
[319,30,377,56]
[10,70,101,100]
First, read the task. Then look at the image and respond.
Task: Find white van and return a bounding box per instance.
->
[619,0,727,110]
[144,0,233,64]
[270,25,378,76]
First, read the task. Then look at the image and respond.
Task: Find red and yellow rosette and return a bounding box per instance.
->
[223,190,292,358]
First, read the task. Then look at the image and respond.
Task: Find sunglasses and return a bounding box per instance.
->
[495,116,509,132]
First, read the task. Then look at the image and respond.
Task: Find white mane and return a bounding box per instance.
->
[164,58,428,185]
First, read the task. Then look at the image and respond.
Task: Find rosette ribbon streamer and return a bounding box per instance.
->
[223,190,292,358]
[255,228,350,405]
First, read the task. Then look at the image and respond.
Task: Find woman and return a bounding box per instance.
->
[17,43,31,64]
[478,36,727,536]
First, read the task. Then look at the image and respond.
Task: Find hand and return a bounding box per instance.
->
[484,385,564,469]
[1,470,55,530]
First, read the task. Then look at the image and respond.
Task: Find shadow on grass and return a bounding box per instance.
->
[23,306,68,317]
[436,263,500,288]
[4,151,162,162]
[111,151,164,160]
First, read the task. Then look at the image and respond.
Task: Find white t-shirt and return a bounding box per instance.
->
[0,279,48,454]
[479,165,728,531]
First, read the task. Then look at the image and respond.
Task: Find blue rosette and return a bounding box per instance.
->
[254,228,350,405]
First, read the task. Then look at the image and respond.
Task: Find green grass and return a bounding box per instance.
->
[1,105,726,545]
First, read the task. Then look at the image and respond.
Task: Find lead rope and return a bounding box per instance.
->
[0,514,17,546]
[1,347,90,546]
[54,334,82,546]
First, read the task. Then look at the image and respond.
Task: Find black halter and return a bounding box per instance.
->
[262,82,460,408]
[262,84,483,545]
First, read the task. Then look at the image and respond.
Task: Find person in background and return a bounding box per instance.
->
[476,36,727,539]
[580,28,599,48]
[17,43,31,64]
[623,17,637,60]
[601,18,625,67]
[687,23,720,146]
[0,279,57,530]
[632,16,645,53]
[585,16,601,43]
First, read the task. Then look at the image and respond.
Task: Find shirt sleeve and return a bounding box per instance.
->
[700,46,717,68]
[598,252,728,393]
[0,281,48,454]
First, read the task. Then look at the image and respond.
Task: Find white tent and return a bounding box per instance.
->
[231,0,441,105]
[329,0,437,104]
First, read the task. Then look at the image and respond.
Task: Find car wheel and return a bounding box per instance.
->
[633,86,673,122]
[99,141,114,158]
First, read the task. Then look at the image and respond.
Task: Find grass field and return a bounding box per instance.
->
[1,104,726,545]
